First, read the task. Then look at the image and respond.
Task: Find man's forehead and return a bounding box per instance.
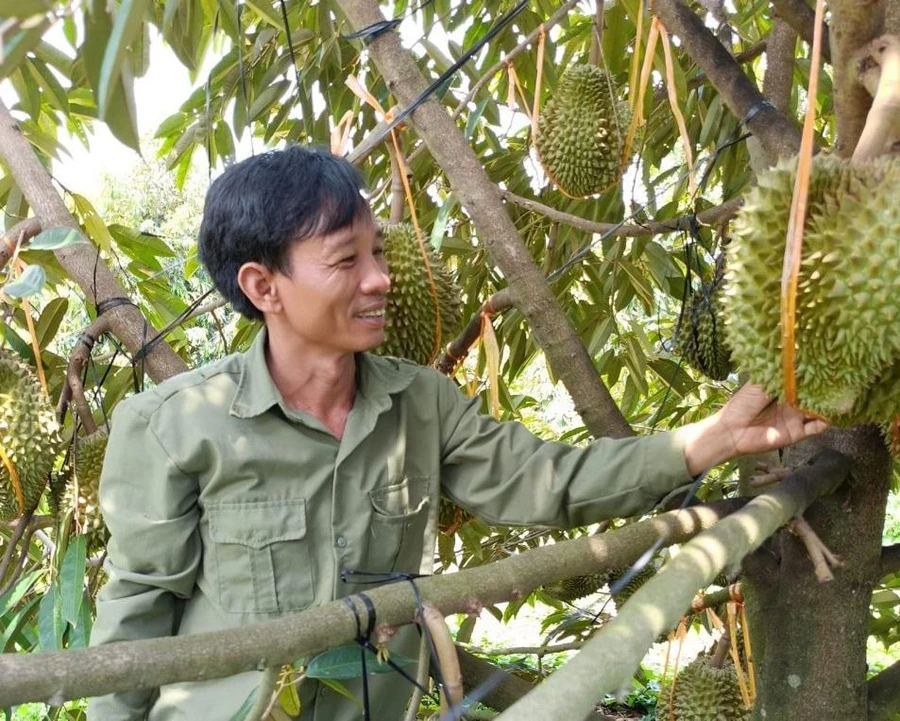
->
[321,219,381,248]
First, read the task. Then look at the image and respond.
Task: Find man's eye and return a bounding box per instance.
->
[338,255,357,265]
[373,247,384,257]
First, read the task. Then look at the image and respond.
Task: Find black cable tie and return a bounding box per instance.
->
[342,18,402,44]
[95,297,136,316]
[741,99,774,126]
[76,331,97,350]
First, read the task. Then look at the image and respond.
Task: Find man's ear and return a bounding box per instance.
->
[237,262,282,315]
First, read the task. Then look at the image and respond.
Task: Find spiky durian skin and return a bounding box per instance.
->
[535,64,630,198]
[0,353,60,520]
[608,563,656,606]
[675,279,733,381]
[375,223,462,366]
[724,155,900,423]
[655,659,750,721]
[544,571,609,603]
[65,431,110,550]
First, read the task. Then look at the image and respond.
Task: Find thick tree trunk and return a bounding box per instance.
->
[334,0,633,440]
[743,428,892,720]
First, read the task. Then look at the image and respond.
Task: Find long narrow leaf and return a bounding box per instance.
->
[97,0,150,119]
[59,535,87,627]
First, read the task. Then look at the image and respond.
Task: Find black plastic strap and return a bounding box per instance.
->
[95,296,135,316]
[741,99,774,126]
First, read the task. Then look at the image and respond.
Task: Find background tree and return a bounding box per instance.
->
[0,0,899,719]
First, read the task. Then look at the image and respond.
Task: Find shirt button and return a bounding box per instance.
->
[336,536,347,548]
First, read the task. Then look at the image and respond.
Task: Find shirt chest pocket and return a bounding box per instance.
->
[206,499,314,614]
[365,477,432,574]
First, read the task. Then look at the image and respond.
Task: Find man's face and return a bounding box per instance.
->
[271,214,390,355]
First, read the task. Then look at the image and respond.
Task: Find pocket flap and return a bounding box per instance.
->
[207,499,307,549]
[369,477,430,519]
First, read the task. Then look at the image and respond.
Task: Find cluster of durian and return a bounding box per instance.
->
[675,265,733,381]
[724,154,900,426]
[544,562,655,605]
[655,658,751,721]
[375,223,463,366]
[0,352,61,520]
[535,64,632,198]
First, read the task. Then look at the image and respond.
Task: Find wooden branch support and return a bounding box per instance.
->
[493,449,851,721]
[56,315,111,433]
[417,603,463,712]
[435,290,512,376]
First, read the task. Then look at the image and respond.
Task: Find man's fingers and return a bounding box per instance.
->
[803,418,829,437]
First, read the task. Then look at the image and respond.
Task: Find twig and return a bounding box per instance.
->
[789,515,843,582]
[460,641,582,656]
[852,35,900,162]
[0,218,41,272]
[435,290,512,375]
[402,636,433,721]
[244,666,279,721]
[0,509,33,594]
[589,0,604,67]
[748,465,793,489]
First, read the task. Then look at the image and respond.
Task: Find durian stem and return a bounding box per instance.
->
[435,290,511,375]
[388,146,406,225]
[57,316,110,433]
[0,441,24,515]
[589,0,604,66]
[689,582,743,613]
[852,35,900,162]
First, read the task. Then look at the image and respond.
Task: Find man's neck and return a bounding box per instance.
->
[264,330,357,438]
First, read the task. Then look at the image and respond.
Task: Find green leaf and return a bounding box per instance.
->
[25,57,69,114]
[29,227,87,251]
[244,0,284,28]
[97,0,151,119]
[2,264,46,298]
[83,4,141,151]
[0,595,41,653]
[305,645,416,680]
[248,80,289,121]
[0,569,42,619]
[35,297,69,349]
[59,535,87,627]
[228,686,257,721]
[162,0,182,30]
[66,590,93,648]
[0,17,51,80]
[430,194,458,251]
[37,586,64,651]
[73,193,113,254]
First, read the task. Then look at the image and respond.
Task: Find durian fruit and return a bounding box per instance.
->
[65,431,110,550]
[375,223,462,366]
[724,154,900,423]
[655,658,751,721]
[535,64,631,198]
[544,571,610,603]
[0,352,60,520]
[608,563,656,606]
[675,273,733,381]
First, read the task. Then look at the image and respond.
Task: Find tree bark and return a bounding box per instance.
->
[0,101,188,384]
[867,659,900,721]
[333,0,633,439]
[743,428,892,721]
[652,0,803,160]
[771,0,832,63]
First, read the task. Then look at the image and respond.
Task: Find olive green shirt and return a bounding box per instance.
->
[88,329,692,720]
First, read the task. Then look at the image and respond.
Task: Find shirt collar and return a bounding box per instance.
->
[230,327,419,419]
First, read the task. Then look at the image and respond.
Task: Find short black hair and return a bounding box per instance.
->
[197,145,370,320]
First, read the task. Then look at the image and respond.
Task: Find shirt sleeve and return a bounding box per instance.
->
[434,372,694,528]
[88,402,202,720]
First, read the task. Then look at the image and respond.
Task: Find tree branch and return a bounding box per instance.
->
[867,659,900,721]
[651,0,803,160]
[770,0,831,63]
[435,290,512,376]
[0,101,188,384]
[494,449,851,720]
[336,0,632,439]
[0,217,41,272]
[502,191,742,238]
[0,499,745,706]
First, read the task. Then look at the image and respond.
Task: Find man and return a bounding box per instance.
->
[88,145,826,720]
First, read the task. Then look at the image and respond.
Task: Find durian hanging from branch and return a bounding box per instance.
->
[534,63,634,198]
[723,154,900,428]
[374,223,463,366]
